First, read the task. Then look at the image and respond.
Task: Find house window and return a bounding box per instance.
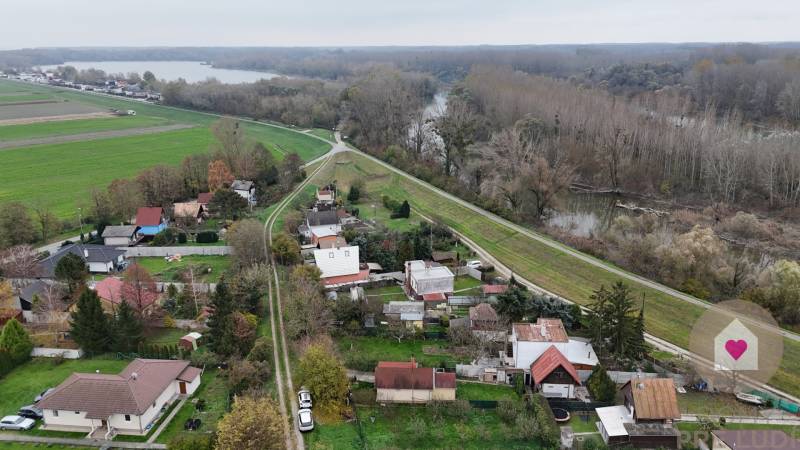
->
[75,411,80,414]
[53,410,58,417]
[124,415,131,421]
[345,250,350,257]
[329,252,334,258]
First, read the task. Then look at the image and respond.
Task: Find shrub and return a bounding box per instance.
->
[163,315,176,328]
[196,231,219,243]
[152,228,178,246]
[167,434,213,450]
[177,232,187,244]
[497,399,521,423]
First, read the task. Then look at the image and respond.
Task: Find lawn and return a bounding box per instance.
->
[0,79,330,218]
[676,391,760,416]
[364,284,407,303]
[0,115,170,141]
[132,255,231,283]
[456,382,518,401]
[676,421,800,440]
[453,275,482,292]
[0,444,95,450]
[336,336,469,369]
[144,327,188,346]
[351,200,421,232]
[307,128,336,142]
[0,93,53,103]
[0,358,128,417]
[565,412,599,433]
[308,404,547,450]
[155,370,229,444]
[309,151,800,398]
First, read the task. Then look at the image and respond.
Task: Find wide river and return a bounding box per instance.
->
[39,60,282,84]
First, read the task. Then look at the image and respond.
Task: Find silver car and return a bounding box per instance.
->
[297,408,314,432]
[0,415,35,431]
[298,389,312,409]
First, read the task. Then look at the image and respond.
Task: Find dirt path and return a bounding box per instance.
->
[263,150,333,450]
[0,111,114,126]
[0,124,194,149]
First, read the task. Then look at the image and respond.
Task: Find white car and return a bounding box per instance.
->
[0,415,35,431]
[298,408,314,432]
[466,260,483,269]
[298,389,312,409]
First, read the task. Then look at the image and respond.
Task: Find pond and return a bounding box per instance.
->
[40,60,283,84]
[547,191,668,238]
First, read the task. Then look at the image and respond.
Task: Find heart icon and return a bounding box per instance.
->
[725,339,748,360]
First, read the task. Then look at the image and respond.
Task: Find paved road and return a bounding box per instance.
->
[0,433,166,449]
[0,124,194,149]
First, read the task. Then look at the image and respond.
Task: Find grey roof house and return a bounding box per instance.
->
[101,225,140,247]
[38,244,127,278]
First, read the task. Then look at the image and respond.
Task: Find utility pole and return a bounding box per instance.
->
[77,207,85,241]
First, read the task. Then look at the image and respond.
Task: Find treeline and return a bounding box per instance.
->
[160,78,342,129]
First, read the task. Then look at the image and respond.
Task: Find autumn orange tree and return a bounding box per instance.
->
[207,159,234,192]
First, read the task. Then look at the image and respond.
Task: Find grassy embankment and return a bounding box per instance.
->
[307,151,800,398]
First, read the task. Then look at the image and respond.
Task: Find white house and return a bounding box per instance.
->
[37,244,127,278]
[301,210,341,242]
[313,246,368,287]
[38,359,201,437]
[509,318,598,385]
[231,180,256,205]
[101,225,140,247]
[404,260,454,299]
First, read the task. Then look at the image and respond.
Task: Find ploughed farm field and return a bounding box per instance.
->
[309,151,800,398]
[0,79,331,218]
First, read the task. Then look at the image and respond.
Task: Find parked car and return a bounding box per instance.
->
[34,388,54,403]
[17,405,43,420]
[0,415,35,431]
[297,409,314,432]
[298,388,312,409]
[466,260,483,269]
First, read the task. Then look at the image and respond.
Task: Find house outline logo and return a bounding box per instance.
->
[713,318,758,371]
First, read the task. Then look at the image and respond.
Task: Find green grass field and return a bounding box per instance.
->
[336,336,469,368]
[0,79,331,218]
[456,382,517,401]
[0,358,128,417]
[0,444,96,450]
[0,93,53,103]
[310,151,800,398]
[155,370,229,444]
[0,115,170,141]
[132,255,231,283]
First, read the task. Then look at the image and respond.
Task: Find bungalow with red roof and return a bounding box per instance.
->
[374,360,456,403]
[196,192,213,208]
[134,207,168,236]
[38,359,201,437]
[531,345,582,398]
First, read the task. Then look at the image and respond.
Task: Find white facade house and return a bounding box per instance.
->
[231,180,256,205]
[38,359,201,437]
[404,260,454,299]
[101,225,140,247]
[510,318,598,383]
[313,246,360,279]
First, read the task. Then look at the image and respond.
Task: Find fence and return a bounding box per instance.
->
[31,347,83,359]
[468,400,498,409]
[448,296,482,306]
[749,390,800,414]
[123,246,232,257]
[154,281,216,293]
[546,398,614,412]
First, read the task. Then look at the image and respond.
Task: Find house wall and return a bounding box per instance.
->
[104,237,131,247]
[376,388,433,403]
[87,261,113,273]
[410,274,454,296]
[431,388,456,401]
[42,409,95,430]
[540,383,575,398]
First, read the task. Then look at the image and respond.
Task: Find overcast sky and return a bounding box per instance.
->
[2,0,799,49]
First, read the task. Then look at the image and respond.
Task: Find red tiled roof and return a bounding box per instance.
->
[178,366,202,382]
[469,303,498,322]
[422,292,446,302]
[481,284,508,295]
[322,269,370,287]
[377,361,418,369]
[435,372,456,389]
[135,207,163,226]
[197,192,213,204]
[531,346,581,385]
[513,318,569,342]
[94,277,159,310]
[375,366,434,390]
